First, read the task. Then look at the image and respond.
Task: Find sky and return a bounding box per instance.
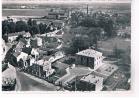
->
[3,0,132,4]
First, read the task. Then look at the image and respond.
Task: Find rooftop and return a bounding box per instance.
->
[95,63,118,77]
[36,59,50,66]
[80,73,103,85]
[19,38,27,44]
[76,49,102,58]
[22,47,32,55]
[13,51,20,58]
[8,31,25,37]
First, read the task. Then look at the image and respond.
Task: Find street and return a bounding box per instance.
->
[15,71,59,91]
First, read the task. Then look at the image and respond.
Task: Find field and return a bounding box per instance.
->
[98,37,131,53]
[2,9,49,17]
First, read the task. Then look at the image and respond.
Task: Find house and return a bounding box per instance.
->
[53,20,65,28]
[8,32,24,42]
[12,51,29,68]
[47,10,67,20]
[30,36,43,48]
[10,52,20,67]
[11,50,29,68]
[31,48,39,57]
[28,64,44,78]
[25,38,31,47]
[93,63,118,79]
[36,59,55,77]
[30,56,36,66]
[23,32,31,38]
[22,47,32,55]
[8,31,29,42]
[55,30,64,38]
[76,49,103,70]
[37,37,43,47]
[47,29,64,38]
[79,73,104,91]
[16,52,28,62]
[15,38,27,53]
[47,30,59,37]
[49,51,65,63]
[27,57,55,78]
[30,38,38,48]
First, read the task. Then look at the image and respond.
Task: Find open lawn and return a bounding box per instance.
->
[98,37,130,51]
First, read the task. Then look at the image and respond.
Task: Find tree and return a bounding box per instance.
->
[2,20,9,35]
[2,26,9,35]
[80,17,97,27]
[32,20,37,26]
[71,36,90,53]
[27,18,32,26]
[2,34,8,43]
[39,23,46,34]
[15,21,29,32]
[7,22,16,33]
[71,11,84,26]
[15,34,23,41]
[30,25,40,36]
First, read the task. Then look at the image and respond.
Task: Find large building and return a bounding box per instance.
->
[79,73,104,91]
[76,49,103,69]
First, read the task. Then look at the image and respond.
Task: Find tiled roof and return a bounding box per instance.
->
[13,52,20,58]
[76,49,102,58]
[19,38,27,44]
[22,47,32,55]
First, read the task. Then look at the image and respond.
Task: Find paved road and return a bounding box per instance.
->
[55,67,92,85]
[16,71,58,91]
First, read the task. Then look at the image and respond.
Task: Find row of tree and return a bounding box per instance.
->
[2,18,57,37]
[70,11,130,37]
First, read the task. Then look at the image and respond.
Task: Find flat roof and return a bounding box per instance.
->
[76,49,102,58]
[80,73,103,85]
[95,63,118,77]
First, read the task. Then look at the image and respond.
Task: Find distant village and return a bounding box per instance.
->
[2,4,131,91]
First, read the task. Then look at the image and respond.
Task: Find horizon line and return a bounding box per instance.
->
[2,0,132,4]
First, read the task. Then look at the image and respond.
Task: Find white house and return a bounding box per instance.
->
[37,37,43,47]
[76,49,103,70]
[30,57,36,66]
[31,48,39,59]
[24,32,31,38]
[17,52,28,62]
